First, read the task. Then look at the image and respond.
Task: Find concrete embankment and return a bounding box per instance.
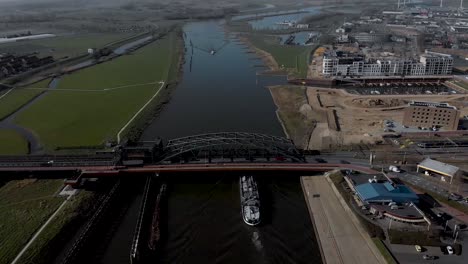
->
[301,175,386,264]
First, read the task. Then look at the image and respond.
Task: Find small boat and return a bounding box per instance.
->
[239,176,261,226]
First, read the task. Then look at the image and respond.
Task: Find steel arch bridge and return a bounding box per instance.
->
[157,132,305,163]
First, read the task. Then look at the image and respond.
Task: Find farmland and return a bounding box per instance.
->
[247,34,313,78]
[0,33,134,59]
[0,129,29,154]
[0,79,50,120]
[0,179,65,264]
[15,31,182,150]
[14,191,96,264]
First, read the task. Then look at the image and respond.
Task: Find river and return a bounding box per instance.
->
[141,20,284,139]
[95,20,322,264]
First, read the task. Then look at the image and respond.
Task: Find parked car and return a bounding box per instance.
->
[447,245,454,255]
[415,245,422,252]
[423,254,436,260]
[449,193,462,201]
[389,165,401,173]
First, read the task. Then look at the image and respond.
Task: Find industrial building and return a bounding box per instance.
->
[417,158,461,184]
[322,50,453,78]
[355,181,419,204]
[402,101,460,130]
[344,173,427,225]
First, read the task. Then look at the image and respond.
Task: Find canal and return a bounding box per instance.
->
[96,20,322,264]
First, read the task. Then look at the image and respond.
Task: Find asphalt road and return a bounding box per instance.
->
[302,176,386,264]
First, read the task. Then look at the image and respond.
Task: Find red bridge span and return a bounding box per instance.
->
[0,163,377,177]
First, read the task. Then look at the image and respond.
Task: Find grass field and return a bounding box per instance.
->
[0,33,134,59]
[372,238,398,264]
[15,191,95,264]
[16,32,180,149]
[451,80,468,90]
[0,79,50,121]
[0,179,65,264]
[248,34,312,78]
[0,129,29,155]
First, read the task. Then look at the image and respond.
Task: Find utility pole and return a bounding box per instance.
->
[453,224,458,237]
[462,0,464,9]
[440,0,443,8]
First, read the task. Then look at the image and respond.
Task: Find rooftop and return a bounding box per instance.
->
[418,158,460,177]
[355,181,419,204]
[409,101,457,110]
[370,204,424,220]
[348,173,387,186]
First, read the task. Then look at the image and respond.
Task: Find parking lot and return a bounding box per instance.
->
[345,85,454,96]
[390,244,467,264]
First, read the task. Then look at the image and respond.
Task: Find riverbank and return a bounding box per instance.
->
[301,175,387,264]
[269,85,315,149]
[237,33,312,78]
[237,35,280,72]
[124,28,186,142]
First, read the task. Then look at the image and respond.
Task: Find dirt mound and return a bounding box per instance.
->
[351,98,407,108]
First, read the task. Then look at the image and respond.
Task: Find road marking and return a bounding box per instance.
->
[117,81,165,143]
[10,196,71,264]
[0,88,13,101]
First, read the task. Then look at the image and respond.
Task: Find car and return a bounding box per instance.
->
[446,245,454,255]
[40,160,54,167]
[423,254,436,260]
[415,245,422,252]
[449,193,462,201]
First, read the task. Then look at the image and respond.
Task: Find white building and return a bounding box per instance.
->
[322,50,453,78]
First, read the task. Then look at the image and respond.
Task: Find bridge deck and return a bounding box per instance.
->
[0,163,376,177]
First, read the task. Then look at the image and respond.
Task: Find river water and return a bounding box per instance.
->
[142,20,285,139]
[96,20,322,264]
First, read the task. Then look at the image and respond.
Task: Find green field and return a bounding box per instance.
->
[0,179,65,264]
[0,79,50,121]
[16,32,180,149]
[451,80,468,90]
[372,238,397,264]
[0,33,134,59]
[248,34,313,78]
[15,191,95,264]
[0,129,29,155]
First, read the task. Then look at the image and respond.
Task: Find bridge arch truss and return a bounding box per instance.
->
[157,132,305,163]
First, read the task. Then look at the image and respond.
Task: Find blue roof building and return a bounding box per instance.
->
[355,182,419,204]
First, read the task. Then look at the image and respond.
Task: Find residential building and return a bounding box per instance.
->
[322,50,453,77]
[402,101,460,130]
